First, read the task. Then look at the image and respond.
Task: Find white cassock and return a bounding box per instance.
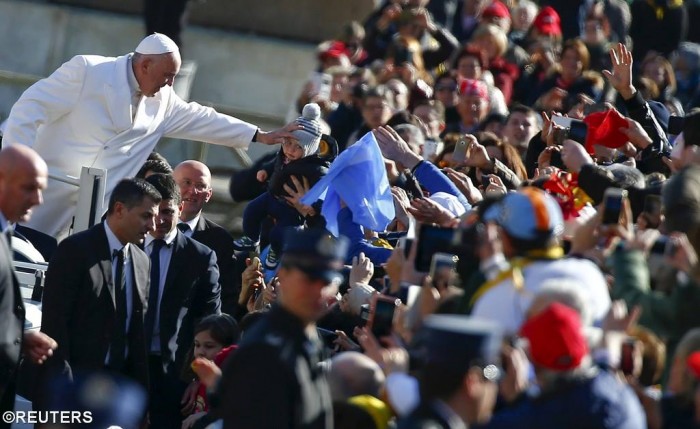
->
[3,53,257,238]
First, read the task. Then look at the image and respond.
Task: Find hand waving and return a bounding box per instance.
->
[602,43,635,100]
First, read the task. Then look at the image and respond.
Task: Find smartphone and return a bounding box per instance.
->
[668,115,685,136]
[451,139,468,164]
[359,304,370,327]
[309,71,332,100]
[398,283,422,306]
[423,139,439,160]
[429,252,458,291]
[415,225,457,272]
[551,115,574,128]
[317,327,339,349]
[398,237,414,259]
[620,338,636,376]
[481,174,491,188]
[367,294,399,338]
[602,188,628,225]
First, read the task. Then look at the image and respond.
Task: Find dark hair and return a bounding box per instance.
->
[507,103,537,121]
[453,46,485,70]
[107,178,162,214]
[420,363,469,400]
[147,151,169,164]
[238,310,267,333]
[145,173,181,204]
[474,131,528,181]
[136,159,173,179]
[194,314,240,346]
[362,85,390,104]
[181,314,240,381]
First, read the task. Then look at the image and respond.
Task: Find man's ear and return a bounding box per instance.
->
[204,188,213,203]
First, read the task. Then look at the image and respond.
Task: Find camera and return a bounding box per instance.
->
[551,116,588,146]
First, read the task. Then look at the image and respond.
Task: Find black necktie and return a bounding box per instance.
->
[177,223,190,234]
[111,248,127,370]
[144,239,165,347]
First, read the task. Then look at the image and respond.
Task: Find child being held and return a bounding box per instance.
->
[233,103,335,269]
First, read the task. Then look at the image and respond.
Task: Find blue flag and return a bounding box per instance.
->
[301,132,395,236]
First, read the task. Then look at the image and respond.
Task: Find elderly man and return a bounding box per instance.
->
[216,228,348,429]
[173,160,238,314]
[3,33,297,238]
[0,146,56,423]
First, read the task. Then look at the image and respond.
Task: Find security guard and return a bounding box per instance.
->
[216,228,348,429]
[398,315,503,429]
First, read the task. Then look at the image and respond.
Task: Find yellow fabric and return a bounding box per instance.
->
[647,0,684,20]
[370,237,394,250]
[468,246,564,307]
[348,395,392,429]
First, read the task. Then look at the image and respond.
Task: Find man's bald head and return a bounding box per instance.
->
[327,351,385,401]
[0,145,48,223]
[173,160,213,222]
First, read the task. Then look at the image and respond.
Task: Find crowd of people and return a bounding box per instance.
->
[5,0,700,428]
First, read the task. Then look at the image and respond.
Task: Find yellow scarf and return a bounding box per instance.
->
[647,0,684,20]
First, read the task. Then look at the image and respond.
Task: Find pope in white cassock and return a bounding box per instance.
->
[3,33,296,238]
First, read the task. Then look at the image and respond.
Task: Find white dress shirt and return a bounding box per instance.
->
[144,227,178,353]
[103,221,134,364]
[178,214,200,238]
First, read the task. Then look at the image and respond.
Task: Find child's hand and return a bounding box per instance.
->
[256,170,268,182]
[191,357,222,389]
[180,380,199,415]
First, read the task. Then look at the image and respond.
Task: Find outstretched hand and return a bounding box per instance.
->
[373,125,422,170]
[255,122,304,145]
[603,43,635,100]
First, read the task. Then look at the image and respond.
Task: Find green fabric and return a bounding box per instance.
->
[612,246,700,383]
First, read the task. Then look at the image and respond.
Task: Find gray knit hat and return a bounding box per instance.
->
[292,103,323,157]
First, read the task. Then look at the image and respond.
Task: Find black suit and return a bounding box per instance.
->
[147,231,220,429]
[14,225,57,263]
[0,231,24,419]
[39,223,149,394]
[190,216,239,315]
[397,402,463,429]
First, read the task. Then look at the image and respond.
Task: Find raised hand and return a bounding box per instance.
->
[373,125,422,170]
[603,43,635,100]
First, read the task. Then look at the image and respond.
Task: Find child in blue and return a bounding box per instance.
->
[233,103,333,268]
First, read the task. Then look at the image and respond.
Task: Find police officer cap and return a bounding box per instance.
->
[421,315,503,376]
[282,228,349,283]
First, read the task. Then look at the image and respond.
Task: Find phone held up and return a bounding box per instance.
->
[367,294,400,339]
[602,187,628,226]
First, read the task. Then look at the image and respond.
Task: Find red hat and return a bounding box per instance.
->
[687,351,700,380]
[458,78,489,100]
[520,302,588,371]
[318,41,348,62]
[582,109,629,154]
[482,1,510,19]
[532,6,562,37]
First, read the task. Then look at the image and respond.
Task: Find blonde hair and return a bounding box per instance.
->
[472,23,508,59]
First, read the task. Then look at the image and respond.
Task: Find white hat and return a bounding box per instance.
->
[135,33,179,55]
